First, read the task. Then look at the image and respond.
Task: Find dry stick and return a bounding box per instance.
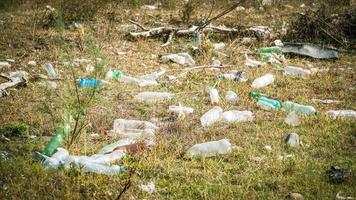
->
[161,31,175,47]
[128,19,148,31]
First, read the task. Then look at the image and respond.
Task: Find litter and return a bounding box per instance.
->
[281,66,312,79]
[282,43,339,59]
[264,145,272,152]
[326,110,356,120]
[216,70,248,82]
[248,26,271,39]
[336,192,354,200]
[249,92,281,111]
[274,40,284,47]
[236,6,245,12]
[200,107,223,127]
[169,104,194,116]
[241,37,253,45]
[187,139,231,158]
[285,112,301,127]
[0,61,11,68]
[312,99,342,104]
[0,151,9,160]
[221,110,253,123]
[285,133,300,147]
[105,69,122,81]
[225,91,239,103]
[160,53,195,66]
[138,182,156,193]
[43,124,70,156]
[134,92,174,102]
[213,42,225,50]
[0,70,29,97]
[282,101,317,115]
[256,46,282,60]
[28,61,37,66]
[206,86,220,105]
[110,118,158,140]
[141,4,160,10]
[245,54,264,67]
[98,138,136,154]
[68,22,83,30]
[327,166,351,184]
[78,78,101,87]
[251,74,274,89]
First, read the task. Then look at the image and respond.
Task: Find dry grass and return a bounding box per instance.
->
[1,0,356,199]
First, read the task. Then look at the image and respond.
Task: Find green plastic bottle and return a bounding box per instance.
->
[256,46,282,60]
[112,70,122,80]
[249,92,281,111]
[43,124,70,156]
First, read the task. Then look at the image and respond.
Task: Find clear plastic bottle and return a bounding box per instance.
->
[169,104,194,116]
[283,66,311,79]
[225,91,239,103]
[44,63,57,78]
[134,92,174,101]
[187,139,231,157]
[80,163,125,176]
[43,124,70,156]
[326,110,356,120]
[251,74,274,88]
[200,107,223,127]
[206,86,220,105]
[105,69,122,80]
[98,138,136,154]
[282,101,316,115]
[221,110,253,123]
[249,92,281,111]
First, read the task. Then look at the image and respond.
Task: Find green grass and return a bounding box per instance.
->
[1,0,356,199]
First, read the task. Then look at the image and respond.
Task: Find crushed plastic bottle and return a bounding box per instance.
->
[43,148,69,169]
[134,92,174,102]
[326,110,356,120]
[225,91,239,103]
[256,46,282,60]
[285,111,301,126]
[187,139,231,157]
[169,104,194,116]
[80,163,125,176]
[221,110,253,123]
[105,69,122,81]
[200,107,223,127]
[249,92,281,111]
[98,138,136,154]
[217,70,248,82]
[44,63,57,78]
[245,54,264,67]
[206,86,220,105]
[139,68,166,81]
[79,78,101,87]
[252,74,274,88]
[43,124,70,156]
[282,101,317,115]
[68,150,126,165]
[160,53,195,66]
[282,66,312,79]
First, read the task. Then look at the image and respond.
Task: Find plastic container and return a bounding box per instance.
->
[105,69,122,80]
[326,110,356,120]
[200,107,223,127]
[139,68,166,81]
[282,101,317,115]
[79,78,101,87]
[221,110,253,123]
[43,124,70,156]
[187,139,231,157]
[252,74,274,88]
[257,97,281,110]
[44,63,57,78]
[225,91,239,103]
[134,92,174,101]
[169,104,194,116]
[206,86,220,105]
[98,139,136,154]
[80,163,125,176]
[283,66,311,79]
[68,150,126,165]
[43,148,69,169]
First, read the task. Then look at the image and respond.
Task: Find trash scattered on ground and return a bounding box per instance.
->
[28,61,37,66]
[138,182,156,193]
[285,112,301,127]
[0,70,29,97]
[200,107,223,127]
[0,61,11,68]
[1,151,9,160]
[6,59,15,63]
[135,92,174,102]
[110,118,158,141]
[225,91,239,103]
[187,139,231,158]
[247,26,271,39]
[211,59,221,68]
[278,66,312,79]
[274,40,284,47]
[241,37,253,45]
[336,192,354,200]
[251,74,274,89]
[167,75,176,81]
[326,110,356,120]
[206,86,220,105]
[327,166,351,184]
[141,3,160,10]
[221,110,253,123]
[256,46,282,60]
[285,133,300,147]
[312,99,343,104]
[43,124,70,156]
[278,154,294,160]
[79,78,102,87]
[249,92,281,111]
[44,63,57,78]
[282,101,317,115]
[160,53,195,66]
[264,145,272,152]
[282,43,339,59]
[285,192,304,200]
[169,104,194,117]
[213,42,225,50]
[217,70,248,82]
[29,135,37,139]
[99,138,136,154]
[236,6,245,12]
[67,22,83,30]
[245,54,264,67]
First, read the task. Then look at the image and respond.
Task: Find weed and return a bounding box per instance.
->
[1,122,29,138]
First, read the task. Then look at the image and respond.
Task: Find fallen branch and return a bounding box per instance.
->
[128,19,148,31]
[161,31,175,47]
[0,71,28,97]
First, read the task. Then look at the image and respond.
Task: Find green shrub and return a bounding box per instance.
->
[1,123,29,138]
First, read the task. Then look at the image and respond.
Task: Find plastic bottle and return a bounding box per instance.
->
[112,119,158,131]
[187,139,231,157]
[221,110,253,123]
[139,68,166,81]
[68,150,126,165]
[44,63,57,78]
[282,101,317,115]
[283,66,311,79]
[43,124,70,156]
[105,69,122,80]
[206,86,220,105]
[134,92,174,101]
[43,148,69,169]
[80,163,125,176]
[326,110,356,120]
[225,91,239,103]
[169,104,194,116]
[249,92,281,111]
[251,74,274,88]
[200,107,223,127]
[256,46,282,54]
[98,138,136,154]
[79,78,101,87]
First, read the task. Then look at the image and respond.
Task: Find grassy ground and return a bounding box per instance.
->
[1,0,355,199]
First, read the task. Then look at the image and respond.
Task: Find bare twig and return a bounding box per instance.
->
[161,31,175,47]
[128,19,148,31]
